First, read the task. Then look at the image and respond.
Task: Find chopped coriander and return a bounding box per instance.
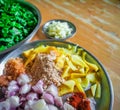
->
[0,0,38,52]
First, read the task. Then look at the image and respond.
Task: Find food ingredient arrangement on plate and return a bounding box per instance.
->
[0,44,101,110]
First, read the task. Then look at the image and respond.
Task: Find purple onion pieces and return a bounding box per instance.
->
[7,96,20,108]
[31,99,49,110]
[63,102,75,110]
[20,96,26,102]
[17,73,31,85]
[42,92,54,104]
[19,84,31,95]
[48,104,58,110]
[46,84,58,97]
[26,92,38,101]
[6,91,16,97]
[89,98,96,110]
[36,80,44,86]
[54,96,63,108]
[8,80,18,86]
[0,101,10,110]
[24,100,36,110]
[32,80,44,94]
[8,84,19,92]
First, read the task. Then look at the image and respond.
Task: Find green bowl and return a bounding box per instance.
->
[0,40,114,110]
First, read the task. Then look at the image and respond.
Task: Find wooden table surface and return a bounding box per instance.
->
[27,0,120,110]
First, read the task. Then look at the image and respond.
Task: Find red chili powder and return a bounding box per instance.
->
[68,92,91,110]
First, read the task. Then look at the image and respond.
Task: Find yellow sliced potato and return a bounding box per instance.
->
[34,45,48,53]
[82,52,99,72]
[81,78,89,88]
[62,66,70,78]
[71,55,85,67]
[59,80,75,96]
[65,57,77,71]
[96,82,101,98]
[59,86,71,96]
[86,73,97,83]
[22,48,34,58]
[91,84,97,97]
[74,78,84,93]
[24,53,36,66]
[56,54,66,69]
[71,73,86,78]
[79,68,85,73]
[63,80,75,89]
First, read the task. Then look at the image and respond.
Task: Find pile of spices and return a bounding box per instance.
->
[68,92,91,110]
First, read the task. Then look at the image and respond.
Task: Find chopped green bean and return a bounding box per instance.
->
[0,0,38,52]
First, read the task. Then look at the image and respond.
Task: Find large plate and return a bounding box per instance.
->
[0,40,114,110]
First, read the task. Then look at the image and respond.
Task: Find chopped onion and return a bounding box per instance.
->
[42,92,54,104]
[89,98,96,110]
[46,84,58,96]
[63,102,75,110]
[7,96,20,108]
[19,84,31,94]
[17,74,31,85]
[9,80,17,86]
[6,91,16,97]
[32,80,43,94]
[54,96,63,108]
[26,92,38,100]
[8,84,19,92]
[24,100,36,110]
[6,84,19,97]
[0,101,10,110]
[20,96,26,102]
[31,99,49,110]
[48,104,58,110]
[36,80,44,86]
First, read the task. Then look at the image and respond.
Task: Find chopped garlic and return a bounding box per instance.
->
[46,21,73,39]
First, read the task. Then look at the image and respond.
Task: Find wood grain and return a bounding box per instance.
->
[27,0,120,110]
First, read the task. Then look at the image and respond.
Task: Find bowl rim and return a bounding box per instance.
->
[42,19,76,40]
[0,39,114,110]
[0,0,42,55]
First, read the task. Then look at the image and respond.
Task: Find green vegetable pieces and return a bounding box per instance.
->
[0,0,37,51]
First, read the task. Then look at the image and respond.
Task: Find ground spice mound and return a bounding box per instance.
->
[68,92,91,110]
[27,53,64,88]
[0,75,12,86]
[4,58,25,80]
